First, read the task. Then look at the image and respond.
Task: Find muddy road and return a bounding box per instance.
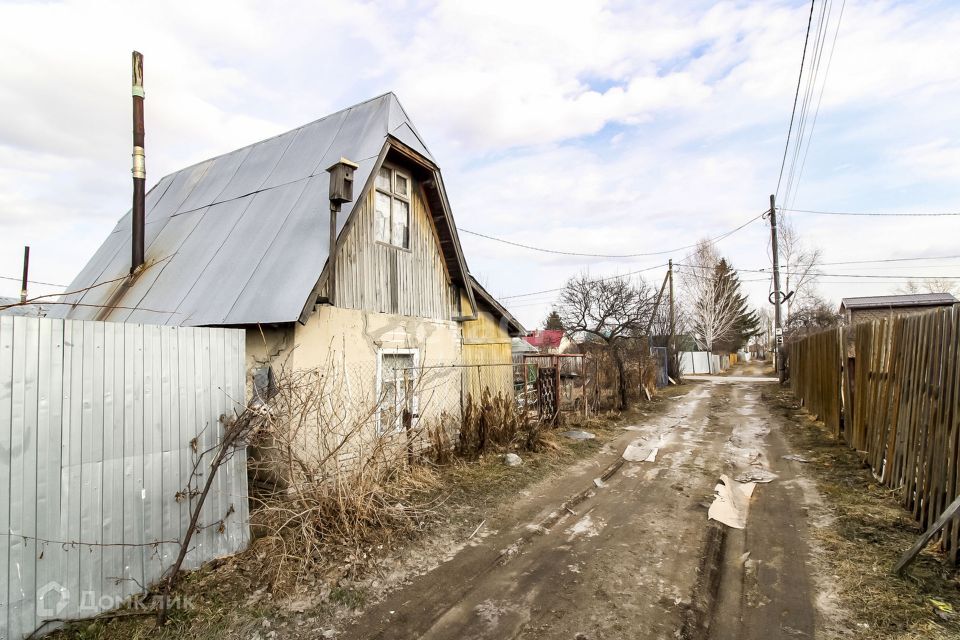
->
[340,371,824,639]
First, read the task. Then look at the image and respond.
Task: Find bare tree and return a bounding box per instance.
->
[778,217,823,319]
[680,240,742,352]
[783,294,843,339]
[751,307,774,359]
[897,278,960,298]
[556,273,654,409]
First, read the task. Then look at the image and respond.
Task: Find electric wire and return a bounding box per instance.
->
[0,275,68,288]
[785,0,846,212]
[775,0,818,200]
[782,208,960,217]
[781,0,831,210]
[458,212,765,259]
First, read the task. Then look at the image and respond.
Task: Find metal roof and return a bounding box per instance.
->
[840,292,958,310]
[50,93,451,326]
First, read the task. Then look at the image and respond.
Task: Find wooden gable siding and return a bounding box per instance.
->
[462,309,513,399]
[321,183,454,320]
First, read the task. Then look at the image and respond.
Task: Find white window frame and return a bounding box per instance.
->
[375,348,419,434]
[374,164,412,250]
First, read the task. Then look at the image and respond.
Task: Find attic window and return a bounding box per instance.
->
[374,166,410,249]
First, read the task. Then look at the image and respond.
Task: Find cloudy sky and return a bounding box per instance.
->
[1,0,959,328]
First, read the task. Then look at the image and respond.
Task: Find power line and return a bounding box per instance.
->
[499,262,668,300]
[784,0,846,212]
[819,253,960,266]
[0,275,67,288]
[458,212,765,259]
[775,0,817,199]
[781,0,831,210]
[499,210,766,301]
[783,207,960,217]
[675,262,960,280]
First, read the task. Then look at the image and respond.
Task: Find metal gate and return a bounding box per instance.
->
[537,367,558,422]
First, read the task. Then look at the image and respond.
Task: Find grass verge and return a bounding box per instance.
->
[768,388,960,640]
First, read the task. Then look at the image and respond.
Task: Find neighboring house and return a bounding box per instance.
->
[523,329,576,354]
[50,93,523,441]
[839,293,958,325]
[0,296,47,317]
[512,336,539,359]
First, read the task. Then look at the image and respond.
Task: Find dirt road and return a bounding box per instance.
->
[341,368,824,639]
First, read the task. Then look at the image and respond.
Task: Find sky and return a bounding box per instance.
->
[1,0,959,329]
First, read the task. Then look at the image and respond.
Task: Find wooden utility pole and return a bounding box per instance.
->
[769,194,785,383]
[644,267,671,336]
[131,51,146,273]
[668,259,676,378]
[20,246,29,303]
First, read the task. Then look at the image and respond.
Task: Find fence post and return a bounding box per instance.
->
[582,357,588,419]
[403,368,413,467]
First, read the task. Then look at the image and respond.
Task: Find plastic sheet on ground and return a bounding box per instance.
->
[561,430,596,441]
[734,468,777,484]
[708,474,756,529]
[623,444,658,462]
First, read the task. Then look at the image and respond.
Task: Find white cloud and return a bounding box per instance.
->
[1,0,959,329]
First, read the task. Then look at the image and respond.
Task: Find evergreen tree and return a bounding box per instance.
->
[543,310,564,331]
[712,259,759,351]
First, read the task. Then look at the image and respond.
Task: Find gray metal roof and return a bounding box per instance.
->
[50,93,440,326]
[840,292,958,310]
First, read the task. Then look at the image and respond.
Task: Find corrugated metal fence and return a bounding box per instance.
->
[788,306,960,563]
[0,317,249,640]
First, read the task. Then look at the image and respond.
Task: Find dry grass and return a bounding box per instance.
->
[45,378,688,640]
[768,388,960,639]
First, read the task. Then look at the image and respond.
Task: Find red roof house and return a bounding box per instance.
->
[523,329,564,352]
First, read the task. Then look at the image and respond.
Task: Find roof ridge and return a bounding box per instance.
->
[149,92,400,186]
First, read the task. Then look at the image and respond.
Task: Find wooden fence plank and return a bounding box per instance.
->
[789,307,960,566]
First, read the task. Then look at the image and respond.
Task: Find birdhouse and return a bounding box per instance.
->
[327,157,359,205]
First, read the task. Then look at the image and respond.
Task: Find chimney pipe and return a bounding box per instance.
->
[131,51,146,273]
[20,246,29,304]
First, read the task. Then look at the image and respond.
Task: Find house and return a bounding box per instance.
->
[839,293,958,325]
[50,92,524,442]
[523,329,576,354]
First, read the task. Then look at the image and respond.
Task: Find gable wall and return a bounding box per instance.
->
[320,179,453,321]
[462,308,514,399]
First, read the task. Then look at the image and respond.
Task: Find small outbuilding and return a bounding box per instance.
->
[839,293,958,325]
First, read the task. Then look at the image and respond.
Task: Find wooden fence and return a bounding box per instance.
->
[788,306,960,562]
[789,328,843,435]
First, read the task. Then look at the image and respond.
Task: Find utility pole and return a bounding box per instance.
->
[668,258,676,379]
[769,194,785,383]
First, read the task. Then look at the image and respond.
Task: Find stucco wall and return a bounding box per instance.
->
[243,305,464,466]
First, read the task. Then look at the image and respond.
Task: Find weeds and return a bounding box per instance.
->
[770,389,960,640]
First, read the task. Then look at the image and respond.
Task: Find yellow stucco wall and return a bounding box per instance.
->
[244,305,464,462]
